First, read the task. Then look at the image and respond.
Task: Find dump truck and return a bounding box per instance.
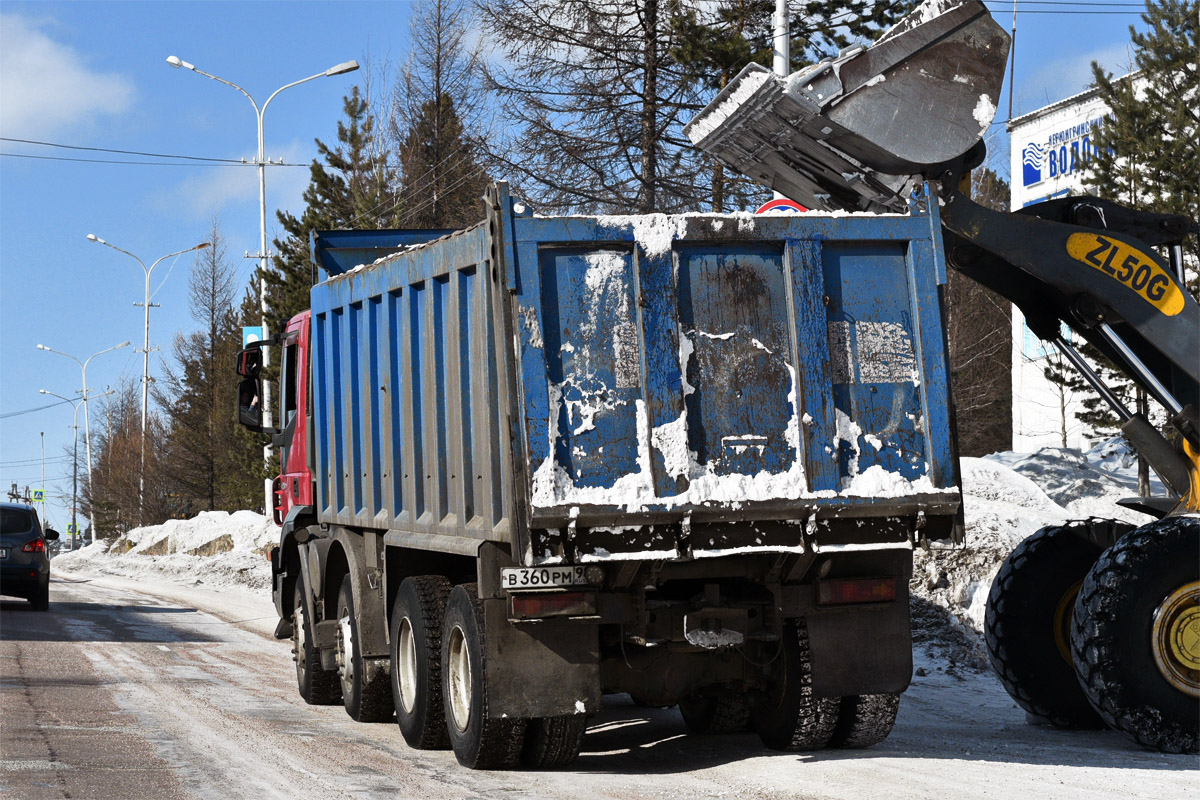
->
[684,0,1198,755]
[236,178,969,767]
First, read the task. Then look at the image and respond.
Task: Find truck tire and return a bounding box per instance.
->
[29,581,49,612]
[292,573,341,705]
[442,583,526,769]
[391,575,452,749]
[1071,516,1199,754]
[521,715,587,768]
[985,524,1107,728]
[336,575,394,723]
[828,693,900,748]
[751,619,840,751]
[679,693,752,734]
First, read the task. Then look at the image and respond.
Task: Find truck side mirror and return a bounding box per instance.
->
[238,377,264,428]
[237,348,263,377]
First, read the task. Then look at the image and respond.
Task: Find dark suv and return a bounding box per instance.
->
[0,502,59,611]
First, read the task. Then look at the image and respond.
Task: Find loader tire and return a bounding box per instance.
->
[336,575,394,723]
[391,575,452,749]
[828,693,900,748]
[751,619,840,751]
[679,693,752,734]
[293,573,341,705]
[442,583,526,769]
[521,715,587,768]
[1071,516,1199,754]
[984,524,1107,728]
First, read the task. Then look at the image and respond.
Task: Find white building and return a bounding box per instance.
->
[1007,84,1119,451]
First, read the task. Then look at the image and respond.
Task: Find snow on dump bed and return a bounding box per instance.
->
[532,247,936,513]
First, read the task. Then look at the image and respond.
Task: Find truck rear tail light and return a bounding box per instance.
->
[22,539,46,553]
[816,577,897,605]
[510,592,595,620]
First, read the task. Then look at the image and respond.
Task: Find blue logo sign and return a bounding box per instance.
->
[1021,118,1106,187]
[1022,142,1045,187]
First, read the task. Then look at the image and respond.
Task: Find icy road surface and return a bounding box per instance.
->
[2,571,1190,800]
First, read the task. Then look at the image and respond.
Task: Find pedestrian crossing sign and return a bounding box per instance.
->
[68,524,77,534]
[33,490,44,501]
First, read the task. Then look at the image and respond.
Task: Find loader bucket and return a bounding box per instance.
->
[684,0,1010,212]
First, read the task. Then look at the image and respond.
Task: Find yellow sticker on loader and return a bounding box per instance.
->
[1066,233,1185,316]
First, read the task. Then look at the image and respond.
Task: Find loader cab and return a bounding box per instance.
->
[235,311,314,525]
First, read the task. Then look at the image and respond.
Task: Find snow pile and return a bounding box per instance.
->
[912,439,1158,667]
[54,511,277,592]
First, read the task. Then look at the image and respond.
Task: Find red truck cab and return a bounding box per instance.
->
[273,311,313,526]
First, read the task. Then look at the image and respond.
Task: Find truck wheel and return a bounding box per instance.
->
[1071,516,1199,754]
[828,693,900,748]
[985,524,1107,728]
[442,583,526,769]
[29,581,49,612]
[679,693,752,734]
[521,715,587,768]
[292,573,341,705]
[336,575,394,722]
[751,619,840,751]
[391,575,452,749]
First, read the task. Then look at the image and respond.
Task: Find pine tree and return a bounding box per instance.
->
[391,0,491,228]
[264,86,400,337]
[1086,0,1198,274]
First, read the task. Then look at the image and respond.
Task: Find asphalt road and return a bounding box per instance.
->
[1,574,1192,800]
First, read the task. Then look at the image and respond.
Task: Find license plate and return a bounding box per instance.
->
[501,566,587,591]
[0,548,7,559]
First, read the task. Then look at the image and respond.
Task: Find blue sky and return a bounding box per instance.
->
[0,1,1148,532]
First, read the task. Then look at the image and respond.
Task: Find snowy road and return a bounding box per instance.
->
[1,572,1191,800]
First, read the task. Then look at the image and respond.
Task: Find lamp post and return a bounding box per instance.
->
[36,342,131,541]
[39,390,109,549]
[165,55,359,510]
[87,235,209,521]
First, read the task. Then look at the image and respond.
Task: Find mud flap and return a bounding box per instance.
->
[483,597,601,719]
[805,598,913,697]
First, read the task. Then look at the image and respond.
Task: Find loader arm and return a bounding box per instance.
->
[938,187,1200,504]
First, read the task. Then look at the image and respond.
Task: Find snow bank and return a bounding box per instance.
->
[53,511,277,592]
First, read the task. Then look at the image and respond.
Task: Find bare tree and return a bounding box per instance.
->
[158,218,261,513]
[478,0,713,213]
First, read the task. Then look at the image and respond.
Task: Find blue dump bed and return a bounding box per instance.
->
[309,184,961,565]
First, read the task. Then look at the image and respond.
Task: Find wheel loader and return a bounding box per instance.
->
[685,0,1199,754]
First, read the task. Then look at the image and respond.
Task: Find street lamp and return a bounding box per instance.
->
[35,343,130,544]
[87,234,209,521]
[165,55,359,510]
[39,389,111,549]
